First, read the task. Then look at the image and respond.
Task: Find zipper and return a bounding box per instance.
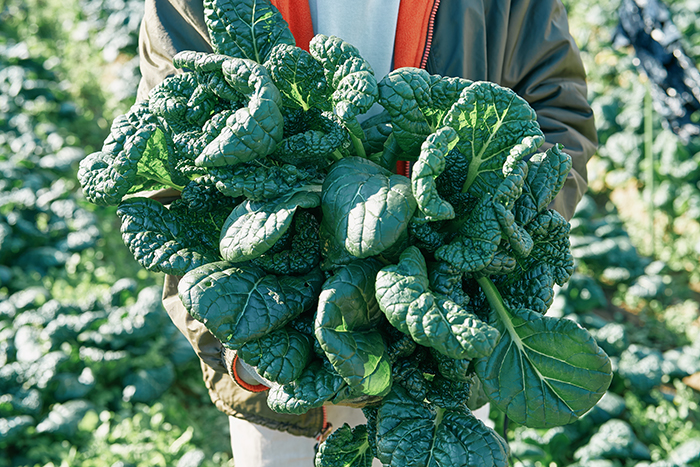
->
[397,0,442,178]
[419,0,441,70]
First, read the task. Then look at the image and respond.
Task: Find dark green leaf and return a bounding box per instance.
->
[195,58,284,167]
[375,246,499,359]
[265,43,329,110]
[117,197,220,275]
[378,68,471,157]
[443,82,543,196]
[77,103,176,206]
[238,327,312,385]
[316,259,392,396]
[251,210,321,275]
[475,278,613,428]
[411,127,458,222]
[266,360,347,414]
[315,424,373,467]
[208,163,316,201]
[375,387,509,467]
[219,189,321,262]
[516,144,573,226]
[203,0,295,63]
[322,157,415,258]
[308,35,378,135]
[178,261,324,347]
[434,196,501,274]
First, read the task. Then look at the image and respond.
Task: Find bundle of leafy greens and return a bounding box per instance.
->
[77,0,613,464]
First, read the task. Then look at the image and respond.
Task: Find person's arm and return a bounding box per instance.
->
[139,0,232,378]
[137,0,211,102]
[501,0,598,220]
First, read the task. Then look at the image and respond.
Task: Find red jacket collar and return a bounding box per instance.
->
[270,0,436,68]
[270,0,315,52]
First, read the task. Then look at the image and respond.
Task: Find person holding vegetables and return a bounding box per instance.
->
[135,0,598,465]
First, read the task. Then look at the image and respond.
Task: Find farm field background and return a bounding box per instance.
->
[0,0,699,466]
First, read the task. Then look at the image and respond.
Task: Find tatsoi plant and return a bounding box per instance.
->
[77,0,613,464]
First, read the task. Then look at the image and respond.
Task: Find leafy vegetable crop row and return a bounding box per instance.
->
[565,0,700,286]
[499,3,700,465]
[507,192,700,466]
[76,0,616,465]
[0,1,238,465]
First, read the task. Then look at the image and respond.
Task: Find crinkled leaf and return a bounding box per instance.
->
[148,73,195,125]
[375,387,509,467]
[208,163,316,201]
[322,157,416,258]
[493,159,533,258]
[178,261,324,348]
[516,144,573,226]
[116,197,220,275]
[308,35,378,135]
[179,177,239,213]
[411,127,458,222]
[238,327,312,385]
[172,110,235,165]
[443,81,543,196]
[169,198,230,253]
[77,103,177,206]
[434,196,501,274]
[429,349,472,383]
[265,43,329,110]
[315,424,373,467]
[379,68,471,157]
[203,0,295,63]
[427,261,469,308]
[494,265,553,315]
[266,360,348,414]
[219,189,321,262]
[148,73,214,131]
[185,84,221,127]
[173,50,230,73]
[474,278,613,428]
[251,210,321,275]
[408,220,447,254]
[196,58,284,167]
[494,210,574,313]
[316,259,392,396]
[195,69,243,102]
[375,246,500,360]
[524,210,574,286]
[274,110,351,164]
[425,374,472,410]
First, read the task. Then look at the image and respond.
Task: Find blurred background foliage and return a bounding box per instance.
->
[0,0,699,466]
[0,0,234,465]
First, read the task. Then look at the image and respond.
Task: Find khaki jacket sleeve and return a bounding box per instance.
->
[162,274,229,374]
[501,0,598,220]
[137,0,212,102]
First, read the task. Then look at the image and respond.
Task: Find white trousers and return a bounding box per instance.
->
[229,404,492,466]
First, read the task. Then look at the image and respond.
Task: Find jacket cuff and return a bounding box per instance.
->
[220,346,270,393]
